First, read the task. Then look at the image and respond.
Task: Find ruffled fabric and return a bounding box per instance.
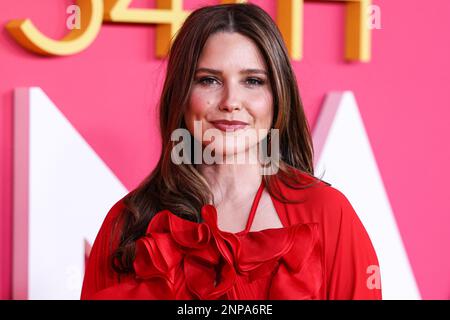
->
[92,205,323,300]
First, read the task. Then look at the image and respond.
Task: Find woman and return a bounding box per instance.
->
[81,3,382,300]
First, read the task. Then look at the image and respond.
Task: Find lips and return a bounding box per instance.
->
[210,120,249,132]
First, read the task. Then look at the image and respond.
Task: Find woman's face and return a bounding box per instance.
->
[185,32,273,158]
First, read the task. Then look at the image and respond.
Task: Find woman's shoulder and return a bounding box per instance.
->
[274,168,350,207]
[276,169,381,296]
[81,194,130,299]
[273,168,362,231]
[89,194,131,261]
[103,195,128,225]
[90,194,129,254]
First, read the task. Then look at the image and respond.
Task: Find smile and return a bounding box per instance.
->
[210,120,249,132]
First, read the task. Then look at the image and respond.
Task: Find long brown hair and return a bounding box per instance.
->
[111,3,326,275]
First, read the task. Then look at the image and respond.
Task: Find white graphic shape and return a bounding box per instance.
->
[13,87,128,299]
[313,91,421,300]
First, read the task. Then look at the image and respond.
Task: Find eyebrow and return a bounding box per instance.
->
[195,67,268,76]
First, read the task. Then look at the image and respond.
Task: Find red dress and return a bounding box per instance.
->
[81,171,382,300]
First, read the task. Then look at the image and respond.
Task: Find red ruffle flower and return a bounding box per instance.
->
[92,205,323,300]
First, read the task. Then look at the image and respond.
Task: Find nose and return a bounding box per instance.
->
[219,82,242,112]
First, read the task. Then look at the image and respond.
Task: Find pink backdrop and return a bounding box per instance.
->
[1,0,449,299]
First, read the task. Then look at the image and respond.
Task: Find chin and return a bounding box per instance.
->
[203,140,260,165]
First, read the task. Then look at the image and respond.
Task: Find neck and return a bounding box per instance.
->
[198,150,262,206]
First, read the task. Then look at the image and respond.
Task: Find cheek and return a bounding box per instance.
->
[187,90,212,118]
[250,94,273,128]
[185,90,215,138]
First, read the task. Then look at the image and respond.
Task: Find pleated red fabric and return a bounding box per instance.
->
[81,170,382,300]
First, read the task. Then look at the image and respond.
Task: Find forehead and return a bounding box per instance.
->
[197,32,267,70]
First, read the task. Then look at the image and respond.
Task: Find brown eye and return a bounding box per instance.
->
[197,77,220,86]
[245,78,265,86]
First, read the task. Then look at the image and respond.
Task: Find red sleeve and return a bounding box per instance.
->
[325,191,382,300]
[80,198,126,300]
